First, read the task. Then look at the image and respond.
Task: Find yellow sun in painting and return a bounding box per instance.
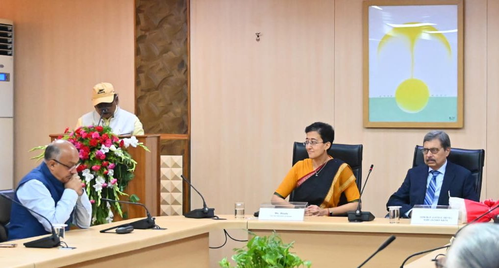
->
[395,78,430,113]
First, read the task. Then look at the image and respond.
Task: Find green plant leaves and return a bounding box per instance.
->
[219,231,312,268]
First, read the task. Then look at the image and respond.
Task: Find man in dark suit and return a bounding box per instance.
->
[386,131,479,218]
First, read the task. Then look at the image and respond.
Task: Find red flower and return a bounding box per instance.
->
[104,170,108,175]
[76,164,87,173]
[79,150,89,160]
[89,139,99,147]
[64,127,70,134]
[102,161,109,167]
[95,126,104,132]
[91,165,101,171]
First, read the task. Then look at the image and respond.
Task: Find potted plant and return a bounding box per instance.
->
[219,231,312,268]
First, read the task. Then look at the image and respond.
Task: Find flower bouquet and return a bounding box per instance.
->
[31,126,149,225]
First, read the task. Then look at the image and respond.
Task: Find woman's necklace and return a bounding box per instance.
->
[315,158,330,177]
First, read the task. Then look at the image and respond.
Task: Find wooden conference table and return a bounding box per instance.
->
[0,216,457,268]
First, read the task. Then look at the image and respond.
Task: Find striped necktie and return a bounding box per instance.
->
[424,170,440,206]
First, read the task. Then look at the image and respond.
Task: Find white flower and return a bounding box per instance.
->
[93,176,106,192]
[106,209,114,223]
[100,144,110,153]
[107,169,114,177]
[114,148,124,157]
[122,136,139,148]
[82,169,94,183]
[109,145,117,151]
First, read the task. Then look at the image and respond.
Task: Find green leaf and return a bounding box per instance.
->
[220,231,312,268]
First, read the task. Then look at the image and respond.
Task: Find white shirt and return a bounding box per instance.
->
[76,106,144,136]
[17,180,92,232]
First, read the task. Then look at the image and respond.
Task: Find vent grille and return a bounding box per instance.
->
[0,23,13,56]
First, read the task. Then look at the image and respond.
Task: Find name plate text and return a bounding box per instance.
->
[411,208,460,226]
[258,208,305,221]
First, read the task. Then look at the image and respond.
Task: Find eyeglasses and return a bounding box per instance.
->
[421,147,442,154]
[52,159,80,172]
[303,140,326,146]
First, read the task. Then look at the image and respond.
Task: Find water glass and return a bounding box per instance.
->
[52,223,67,239]
[234,202,245,219]
[388,206,401,224]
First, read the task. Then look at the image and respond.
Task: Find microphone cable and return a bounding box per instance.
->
[209,229,248,249]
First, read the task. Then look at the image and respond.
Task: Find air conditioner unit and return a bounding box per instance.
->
[0,18,13,190]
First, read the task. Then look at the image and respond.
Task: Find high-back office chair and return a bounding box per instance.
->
[413,145,485,199]
[290,142,363,206]
[0,189,15,242]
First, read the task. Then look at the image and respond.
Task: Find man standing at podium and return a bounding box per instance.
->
[76,82,144,136]
[386,131,478,217]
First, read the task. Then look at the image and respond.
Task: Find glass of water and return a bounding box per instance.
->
[388,206,401,224]
[234,202,245,219]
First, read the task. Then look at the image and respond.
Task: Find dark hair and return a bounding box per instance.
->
[305,122,334,144]
[44,143,61,161]
[423,130,451,149]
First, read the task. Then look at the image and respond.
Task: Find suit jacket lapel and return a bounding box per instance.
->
[415,167,429,205]
[439,162,455,205]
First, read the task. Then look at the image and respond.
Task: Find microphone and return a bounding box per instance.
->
[101,198,156,229]
[97,107,110,126]
[358,235,396,268]
[399,204,499,267]
[180,175,215,218]
[399,244,449,268]
[348,164,375,222]
[0,193,60,248]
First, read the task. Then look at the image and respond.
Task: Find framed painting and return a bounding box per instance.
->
[363,0,464,128]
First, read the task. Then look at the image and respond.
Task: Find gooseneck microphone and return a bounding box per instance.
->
[0,193,60,248]
[399,245,449,268]
[348,164,375,222]
[97,107,110,126]
[181,175,215,218]
[101,198,157,229]
[358,235,396,268]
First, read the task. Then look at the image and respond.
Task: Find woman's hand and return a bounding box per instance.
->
[305,205,328,216]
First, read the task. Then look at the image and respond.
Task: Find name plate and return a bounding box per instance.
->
[258,208,305,221]
[411,208,460,225]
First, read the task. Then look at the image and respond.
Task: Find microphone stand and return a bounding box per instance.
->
[101,198,163,230]
[348,164,375,222]
[0,193,61,248]
[180,175,215,218]
[97,108,109,126]
[358,235,396,267]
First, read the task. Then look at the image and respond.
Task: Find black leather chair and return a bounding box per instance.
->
[413,145,485,199]
[290,142,363,205]
[0,189,15,242]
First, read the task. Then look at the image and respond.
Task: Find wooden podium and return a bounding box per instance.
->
[49,134,161,220]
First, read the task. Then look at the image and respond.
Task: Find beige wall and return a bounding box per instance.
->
[191,0,498,218]
[0,0,135,185]
[2,0,498,219]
